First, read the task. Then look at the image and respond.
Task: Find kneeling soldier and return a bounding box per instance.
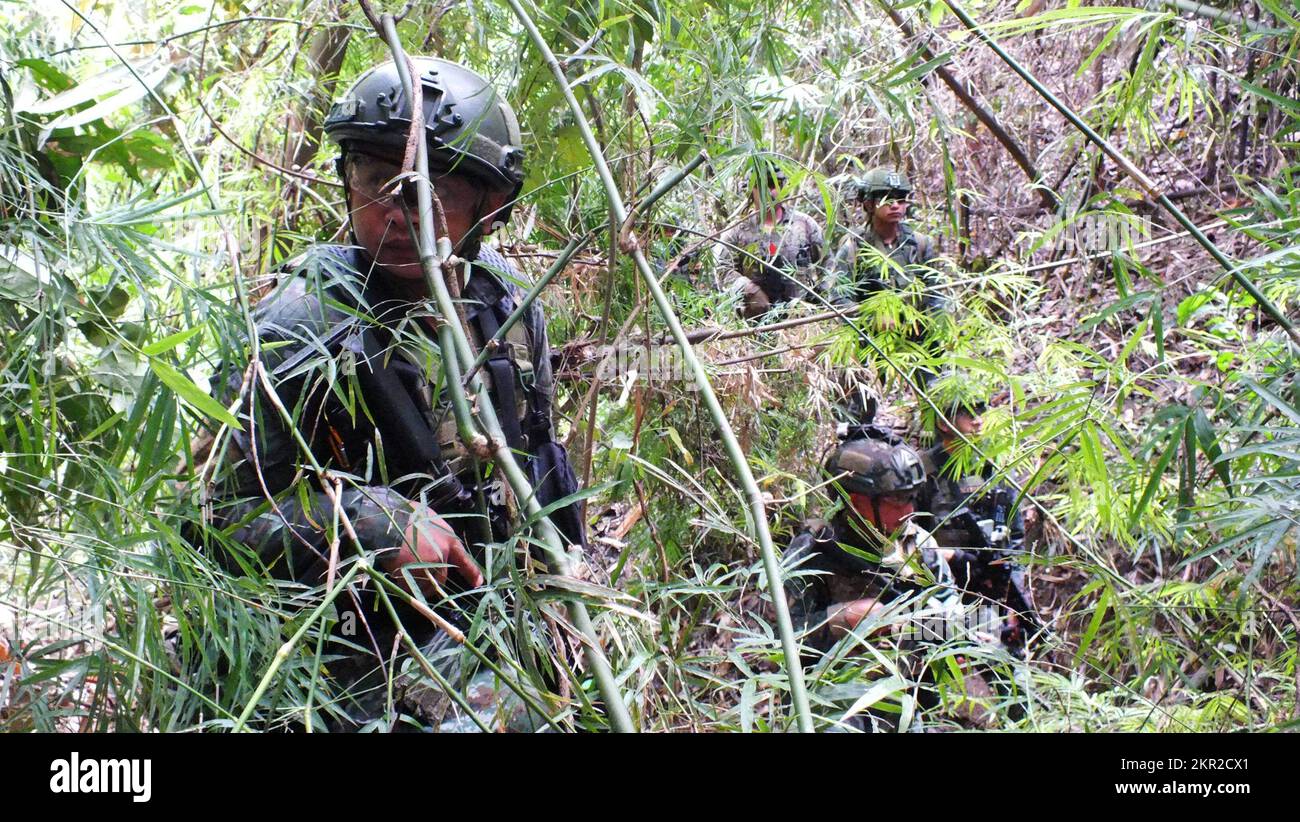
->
[784,432,951,651]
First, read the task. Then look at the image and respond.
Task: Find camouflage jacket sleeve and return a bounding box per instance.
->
[716,225,747,290]
[800,212,825,268]
[913,232,948,315]
[825,235,864,305]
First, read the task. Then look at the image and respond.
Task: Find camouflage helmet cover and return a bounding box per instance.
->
[827,437,927,496]
[855,166,912,200]
[324,57,524,194]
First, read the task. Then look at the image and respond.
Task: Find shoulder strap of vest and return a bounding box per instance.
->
[466,255,554,448]
[471,304,527,453]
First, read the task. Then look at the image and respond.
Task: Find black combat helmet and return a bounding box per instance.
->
[827,437,926,496]
[324,57,525,201]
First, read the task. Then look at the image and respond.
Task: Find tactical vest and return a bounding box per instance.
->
[260,246,542,481]
[733,211,820,303]
[852,224,934,292]
[344,247,545,478]
[252,244,585,548]
[428,289,537,476]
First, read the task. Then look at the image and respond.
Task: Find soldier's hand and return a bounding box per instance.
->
[828,597,886,637]
[380,502,484,598]
[739,279,771,320]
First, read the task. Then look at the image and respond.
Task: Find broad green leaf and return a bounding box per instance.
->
[141,325,204,357]
[149,359,242,430]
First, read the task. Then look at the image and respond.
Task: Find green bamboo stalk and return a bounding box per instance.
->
[619,151,710,235]
[233,559,364,732]
[1164,0,1269,33]
[375,12,635,732]
[501,0,814,732]
[463,233,593,383]
[939,0,1300,348]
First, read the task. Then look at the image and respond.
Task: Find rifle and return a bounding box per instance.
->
[946,504,1041,650]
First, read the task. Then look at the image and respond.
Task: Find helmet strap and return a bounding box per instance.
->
[339,152,359,245]
[453,187,491,261]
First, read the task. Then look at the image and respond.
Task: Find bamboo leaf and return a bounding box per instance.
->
[19,61,144,114]
[141,325,203,357]
[1242,378,1300,426]
[1190,408,1232,494]
[1074,584,1111,665]
[149,359,242,431]
[1129,429,1180,530]
[842,675,907,720]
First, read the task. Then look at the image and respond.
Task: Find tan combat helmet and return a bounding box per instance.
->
[854,167,912,201]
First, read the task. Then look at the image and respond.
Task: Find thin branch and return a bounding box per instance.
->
[617,150,710,248]
[939,0,1300,348]
[463,232,594,384]
[1163,0,1271,33]
[503,0,814,733]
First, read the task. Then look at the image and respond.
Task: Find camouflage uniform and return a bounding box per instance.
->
[192,57,577,731]
[785,515,949,652]
[785,434,1013,729]
[826,222,943,313]
[783,434,951,652]
[207,244,577,574]
[202,244,573,731]
[717,209,824,315]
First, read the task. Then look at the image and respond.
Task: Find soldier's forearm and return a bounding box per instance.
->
[210,483,421,583]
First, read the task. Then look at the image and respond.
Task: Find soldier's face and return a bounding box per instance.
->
[869,191,910,224]
[939,411,983,443]
[346,151,507,280]
[850,491,915,534]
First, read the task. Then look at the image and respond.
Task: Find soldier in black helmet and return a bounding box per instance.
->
[785,429,1010,728]
[784,433,954,652]
[918,375,1037,650]
[716,159,824,320]
[196,55,582,731]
